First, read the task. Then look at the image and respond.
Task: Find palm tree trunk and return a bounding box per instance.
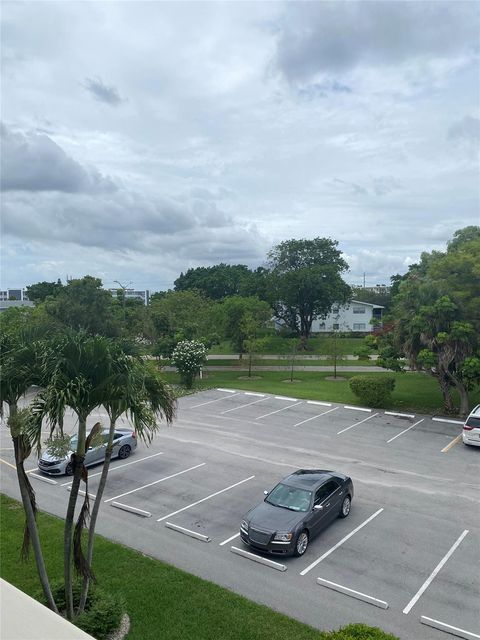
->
[64,414,87,620]
[78,416,117,614]
[9,404,58,613]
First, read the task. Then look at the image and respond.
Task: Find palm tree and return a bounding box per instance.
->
[78,353,175,613]
[0,327,58,613]
[30,331,176,620]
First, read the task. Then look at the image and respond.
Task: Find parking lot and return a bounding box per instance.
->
[1,389,479,640]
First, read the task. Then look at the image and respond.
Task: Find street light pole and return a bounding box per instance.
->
[113,280,132,322]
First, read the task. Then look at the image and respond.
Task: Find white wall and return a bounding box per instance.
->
[311,301,381,332]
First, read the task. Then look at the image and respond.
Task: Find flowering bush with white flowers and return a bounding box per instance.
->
[171,340,207,388]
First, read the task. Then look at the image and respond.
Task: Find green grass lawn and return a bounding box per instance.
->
[164,370,479,416]
[209,336,368,356]
[0,495,397,640]
[205,358,378,367]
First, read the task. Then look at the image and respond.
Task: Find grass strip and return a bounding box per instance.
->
[0,494,397,640]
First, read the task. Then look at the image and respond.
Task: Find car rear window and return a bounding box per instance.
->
[466,416,480,428]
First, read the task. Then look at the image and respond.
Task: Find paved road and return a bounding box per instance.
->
[1,390,479,640]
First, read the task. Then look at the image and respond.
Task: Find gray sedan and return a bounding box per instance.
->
[38,428,137,476]
[240,469,354,557]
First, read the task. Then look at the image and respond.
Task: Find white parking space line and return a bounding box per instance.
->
[244,392,265,397]
[219,532,240,546]
[300,508,384,576]
[403,529,469,615]
[104,462,206,503]
[220,398,269,414]
[217,388,237,393]
[157,475,255,522]
[294,406,339,427]
[307,401,332,407]
[420,616,480,640]
[316,578,389,609]
[256,401,302,420]
[274,396,297,401]
[190,393,241,408]
[432,417,464,425]
[30,473,57,485]
[337,413,379,435]
[344,405,372,412]
[60,451,165,486]
[387,418,425,444]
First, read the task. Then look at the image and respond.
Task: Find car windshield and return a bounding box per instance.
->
[466,416,480,428]
[69,436,77,449]
[266,483,312,512]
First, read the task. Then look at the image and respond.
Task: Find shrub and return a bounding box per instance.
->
[353,345,371,360]
[364,334,378,349]
[349,375,396,407]
[36,581,125,640]
[171,339,207,388]
[327,623,399,639]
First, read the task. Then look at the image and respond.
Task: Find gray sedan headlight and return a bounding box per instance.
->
[273,532,293,542]
[241,520,249,532]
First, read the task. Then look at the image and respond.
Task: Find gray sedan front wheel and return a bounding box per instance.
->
[294,530,309,556]
[339,495,351,518]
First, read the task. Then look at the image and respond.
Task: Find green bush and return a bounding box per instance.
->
[36,581,125,640]
[349,375,396,407]
[363,334,378,349]
[353,346,371,360]
[327,623,399,639]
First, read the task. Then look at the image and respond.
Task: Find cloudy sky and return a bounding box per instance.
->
[1,1,479,292]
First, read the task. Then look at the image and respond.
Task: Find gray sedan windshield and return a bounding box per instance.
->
[266,483,312,512]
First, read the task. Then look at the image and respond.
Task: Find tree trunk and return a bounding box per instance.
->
[448,374,470,418]
[78,416,117,614]
[64,414,86,620]
[10,404,58,613]
[437,371,455,414]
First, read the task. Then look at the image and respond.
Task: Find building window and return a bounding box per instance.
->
[332,307,339,313]
[353,323,366,330]
[319,322,325,330]
[333,323,339,330]
[352,305,366,314]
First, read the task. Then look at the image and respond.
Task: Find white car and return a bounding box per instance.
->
[463,405,480,447]
[38,428,137,475]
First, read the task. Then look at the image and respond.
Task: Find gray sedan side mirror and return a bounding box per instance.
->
[314,504,323,511]
[264,490,269,496]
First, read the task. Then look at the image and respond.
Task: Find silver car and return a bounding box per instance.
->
[38,428,137,475]
[463,405,480,447]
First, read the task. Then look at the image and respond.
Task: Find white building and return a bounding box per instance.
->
[107,288,150,305]
[0,288,29,301]
[311,300,384,333]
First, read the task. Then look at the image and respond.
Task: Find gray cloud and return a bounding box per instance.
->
[0,124,117,193]
[275,2,479,82]
[84,77,124,106]
[448,116,480,145]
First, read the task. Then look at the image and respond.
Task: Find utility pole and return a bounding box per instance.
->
[114,280,132,322]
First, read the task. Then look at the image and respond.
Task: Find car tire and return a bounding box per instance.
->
[339,495,351,518]
[294,530,309,557]
[65,462,74,476]
[118,444,131,460]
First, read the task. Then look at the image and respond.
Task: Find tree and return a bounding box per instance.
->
[389,228,480,415]
[219,296,272,355]
[149,290,213,342]
[171,340,207,388]
[25,280,64,304]
[174,264,256,300]
[28,331,176,620]
[0,318,58,612]
[266,238,350,347]
[44,275,121,336]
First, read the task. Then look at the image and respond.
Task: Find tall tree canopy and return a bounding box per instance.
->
[44,275,121,336]
[174,264,257,300]
[25,280,64,304]
[266,238,350,345]
[389,227,480,416]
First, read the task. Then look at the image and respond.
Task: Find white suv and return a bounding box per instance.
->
[463,404,480,447]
